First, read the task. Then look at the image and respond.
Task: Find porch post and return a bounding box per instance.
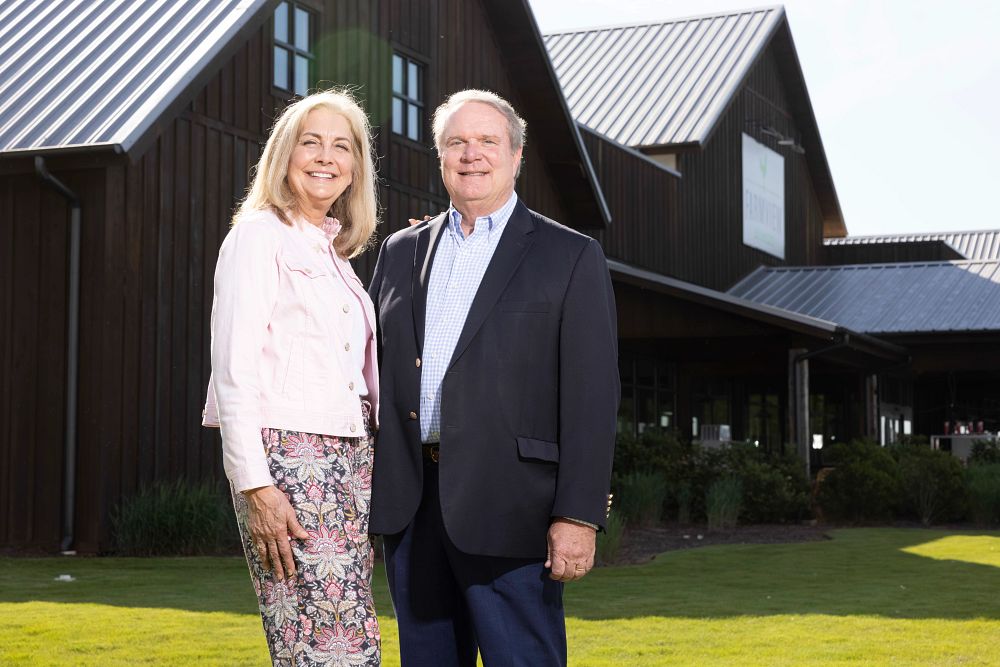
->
[865,374,879,441]
[788,348,811,477]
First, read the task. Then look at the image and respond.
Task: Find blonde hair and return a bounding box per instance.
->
[236,88,379,258]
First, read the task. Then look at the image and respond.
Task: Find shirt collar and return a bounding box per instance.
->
[296,215,342,244]
[446,191,518,238]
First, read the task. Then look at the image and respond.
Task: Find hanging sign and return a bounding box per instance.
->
[742,133,785,259]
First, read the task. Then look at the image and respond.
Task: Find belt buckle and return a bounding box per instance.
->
[424,444,440,462]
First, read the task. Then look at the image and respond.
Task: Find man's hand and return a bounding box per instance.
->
[243,485,310,581]
[545,518,596,582]
[408,214,433,226]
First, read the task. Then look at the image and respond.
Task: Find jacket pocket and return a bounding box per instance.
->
[516,436,559,463]
[283,254,329,278]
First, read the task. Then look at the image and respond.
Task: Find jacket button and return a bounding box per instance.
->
[348,382,355,391]
[350,424,357,433]
[344,342,351,351]
[342,303,350,313]
[415,357,421,368]
[408,411,417,420]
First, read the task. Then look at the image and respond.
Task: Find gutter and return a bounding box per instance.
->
[34,157,80,554]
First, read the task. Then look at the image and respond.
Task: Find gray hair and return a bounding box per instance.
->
[431,89,527,155]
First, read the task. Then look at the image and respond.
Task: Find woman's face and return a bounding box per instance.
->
[286,107,355,216]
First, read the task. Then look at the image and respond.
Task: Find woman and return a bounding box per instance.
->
[202,89,381,666]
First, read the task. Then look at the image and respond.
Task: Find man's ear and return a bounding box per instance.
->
[513,147,524,178]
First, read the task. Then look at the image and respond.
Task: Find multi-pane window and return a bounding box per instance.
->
[273,2,314,96]
[392,53,424,142]
[619,354,676,437]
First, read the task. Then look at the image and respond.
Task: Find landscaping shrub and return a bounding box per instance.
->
[891,444,967,525]
[596,510,625,565]
[112,478,240,556]
[706,476,743,530]
[969,440,1000,466]
[816,439,900,522]
[614,430,809,525]
[675,480,693,524]
[613,428,686,476]
[614,471,668,527]
[965,463,1000,526]
[721,443,810,524]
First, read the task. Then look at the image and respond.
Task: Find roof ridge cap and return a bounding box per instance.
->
[542,4,783,37]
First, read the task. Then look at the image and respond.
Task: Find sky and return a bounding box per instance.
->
[527,0,1000,237]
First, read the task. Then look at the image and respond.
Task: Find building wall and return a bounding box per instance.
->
[584,130,681,273]
[0,168,98,550]
[668,45,826,291]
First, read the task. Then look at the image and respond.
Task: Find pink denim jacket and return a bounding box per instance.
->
[202,209,379,492]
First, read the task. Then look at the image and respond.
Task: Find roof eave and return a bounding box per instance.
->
[482,0,612,229]
[610,259,908,363]
[608,258,839,338]
[0,143,124,160]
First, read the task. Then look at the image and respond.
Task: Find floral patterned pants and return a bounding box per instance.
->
[231,406,380,666]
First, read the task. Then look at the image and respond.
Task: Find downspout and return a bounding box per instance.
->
[34,157,80,554]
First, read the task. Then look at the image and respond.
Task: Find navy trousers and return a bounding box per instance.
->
[383,461,567,667]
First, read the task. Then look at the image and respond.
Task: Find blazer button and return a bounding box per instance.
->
[348,382,355,391]
[344,342,351,351]
[408,411,417,420]
[350,424,357,433]
[342,303,350,313]
[415,357,421,368]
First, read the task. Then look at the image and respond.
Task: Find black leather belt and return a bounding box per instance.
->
[422,443,440,462]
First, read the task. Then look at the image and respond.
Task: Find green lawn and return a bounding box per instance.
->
[2,528,999,666]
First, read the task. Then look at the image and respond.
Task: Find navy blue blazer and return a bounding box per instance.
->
[368,201,619,558]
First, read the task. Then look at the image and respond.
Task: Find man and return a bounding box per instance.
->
[368,89,619,667]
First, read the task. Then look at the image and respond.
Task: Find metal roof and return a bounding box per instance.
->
[543,6,784,148]
[824,230,1000,261]
[609,259,906,360]
[0,0,268,157]
[729,261,1000,334]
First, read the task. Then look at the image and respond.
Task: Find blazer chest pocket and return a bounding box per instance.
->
[499,300,551,313]
[517,436,559,463]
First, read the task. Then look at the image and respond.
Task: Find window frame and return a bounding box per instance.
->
[272,1,317,97]
[391,51,427,144]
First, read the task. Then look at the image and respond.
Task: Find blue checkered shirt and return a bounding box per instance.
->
[420,191,519,443]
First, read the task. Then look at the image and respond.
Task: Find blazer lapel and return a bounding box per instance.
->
[448,202,536,369]
[412,213,448,353]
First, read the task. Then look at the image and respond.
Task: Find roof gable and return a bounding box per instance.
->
[544,6,783,148]
[0,0,270,157]
[544,5,846,235]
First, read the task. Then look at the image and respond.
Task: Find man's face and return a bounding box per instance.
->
[439,102,522,216]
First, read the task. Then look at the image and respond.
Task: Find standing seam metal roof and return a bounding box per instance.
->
[824,231,1000,261]
[728,261,1000,334]
[543,6,783,147]
[0,0,267,156]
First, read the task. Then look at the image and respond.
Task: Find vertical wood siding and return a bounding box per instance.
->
[668,45,825,290]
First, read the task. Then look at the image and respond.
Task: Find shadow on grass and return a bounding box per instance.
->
[1,529,998,621]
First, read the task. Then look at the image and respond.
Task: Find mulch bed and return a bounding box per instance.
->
[614,523,831,565]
